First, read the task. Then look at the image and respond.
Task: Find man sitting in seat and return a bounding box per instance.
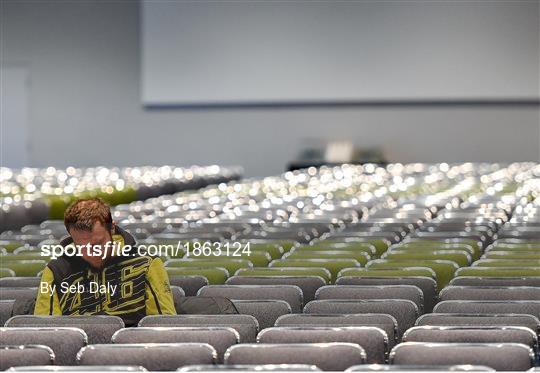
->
[35,198,176,325]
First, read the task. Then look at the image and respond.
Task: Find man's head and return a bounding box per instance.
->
[64,198,115,269]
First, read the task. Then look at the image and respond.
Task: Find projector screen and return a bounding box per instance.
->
[141,0,539,106]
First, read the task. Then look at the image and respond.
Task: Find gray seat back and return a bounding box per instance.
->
[257,326,388,364]
[5,315,124,344]
[233,300,291,330]
[315,285,424,314]
[0,327,87,365]
[139,315,259,343]
[226,276,326,303]
[169,276,209,296]
[198,285,303,313]
[77,343,217,371]
[415,313,540,335]
[304,299,418,339]
[439,286,540,301]
[1,345,55,370]
[433,300,540,318]
[336,276,438,312]
[112,327,239,363]
[224,343,366,371]
[275,314,398,347]
[403,325,538,352]
[389,342,534,371]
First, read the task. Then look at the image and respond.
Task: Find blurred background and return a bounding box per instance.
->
[1,0,539,176]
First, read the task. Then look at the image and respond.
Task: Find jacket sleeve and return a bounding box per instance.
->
[34,266,62,315]
[145,257,176,315]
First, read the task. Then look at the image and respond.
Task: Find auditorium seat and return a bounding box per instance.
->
[5,315,124,344]
[439,286,540,301]
[415,313,540,335]
[402,326,537,353]
[257,326,388,364]
[345,364,494,371]
[0,288,38,305]
[112,326,239,363]
[0,345,55,370]
[169,276,209,296]
[178,364,321,371]
[226,276,326,303]
[433,300,540,318]
[284,250,371,266]
[197,285,303,313]
[0,260,47,276]
[366,259,458,289]
[224,343,366,371]
[389,342,534,371]
[455,267,540,277]
[275,314,398,347]
[0,277,41,288]
[77,343,217,371]
[449,276,540,287]
[304,299,418,339]
[9,366,148,371]
[335,276,438,312]
[232,300,291,329]
[0,327,87,365]
[269,259,360,282]
[235,268,332,284]
[314,285,424,314]
[139,315,260,343]
[0,299,15,326]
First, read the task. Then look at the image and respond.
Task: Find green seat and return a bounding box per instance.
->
[494,239,540,248]
[322,238,389,257]
[269,259,360,281]
[245,244,284,260]
[382,250,471,267]
[489,244,540,252]
[366,259,458,288]
[404,239,481,259]
[484,251,540,260]
[285,250,370,265]
[0,268,15,277]
[396,242,479,260]
[337,267,437,281]
[456,267,540,277]
[390,243,477,261]
[165,267,229,284]
[242,240,293,255]
[186,251,271,267]
[0,241,26,253]
[298,242,377,257]
[0,260,47,276]
[473,259,540,267]
[12,247,41,255]
[235,267,332,283]
[165,258,252,275]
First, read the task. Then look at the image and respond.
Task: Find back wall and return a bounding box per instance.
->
[2,0,539,176]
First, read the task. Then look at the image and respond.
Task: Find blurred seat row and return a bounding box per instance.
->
[2,162,540,371]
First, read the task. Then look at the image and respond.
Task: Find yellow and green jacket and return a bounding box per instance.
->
[34,227,176,325]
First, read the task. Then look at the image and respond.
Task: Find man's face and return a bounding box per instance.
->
[69,220,113,269]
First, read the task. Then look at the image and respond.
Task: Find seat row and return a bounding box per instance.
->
[0,322,537,371]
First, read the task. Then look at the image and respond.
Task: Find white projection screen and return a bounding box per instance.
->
[141,0,539,106]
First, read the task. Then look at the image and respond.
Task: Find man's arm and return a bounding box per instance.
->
[145,257,176,315]
[34,266,62,315]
